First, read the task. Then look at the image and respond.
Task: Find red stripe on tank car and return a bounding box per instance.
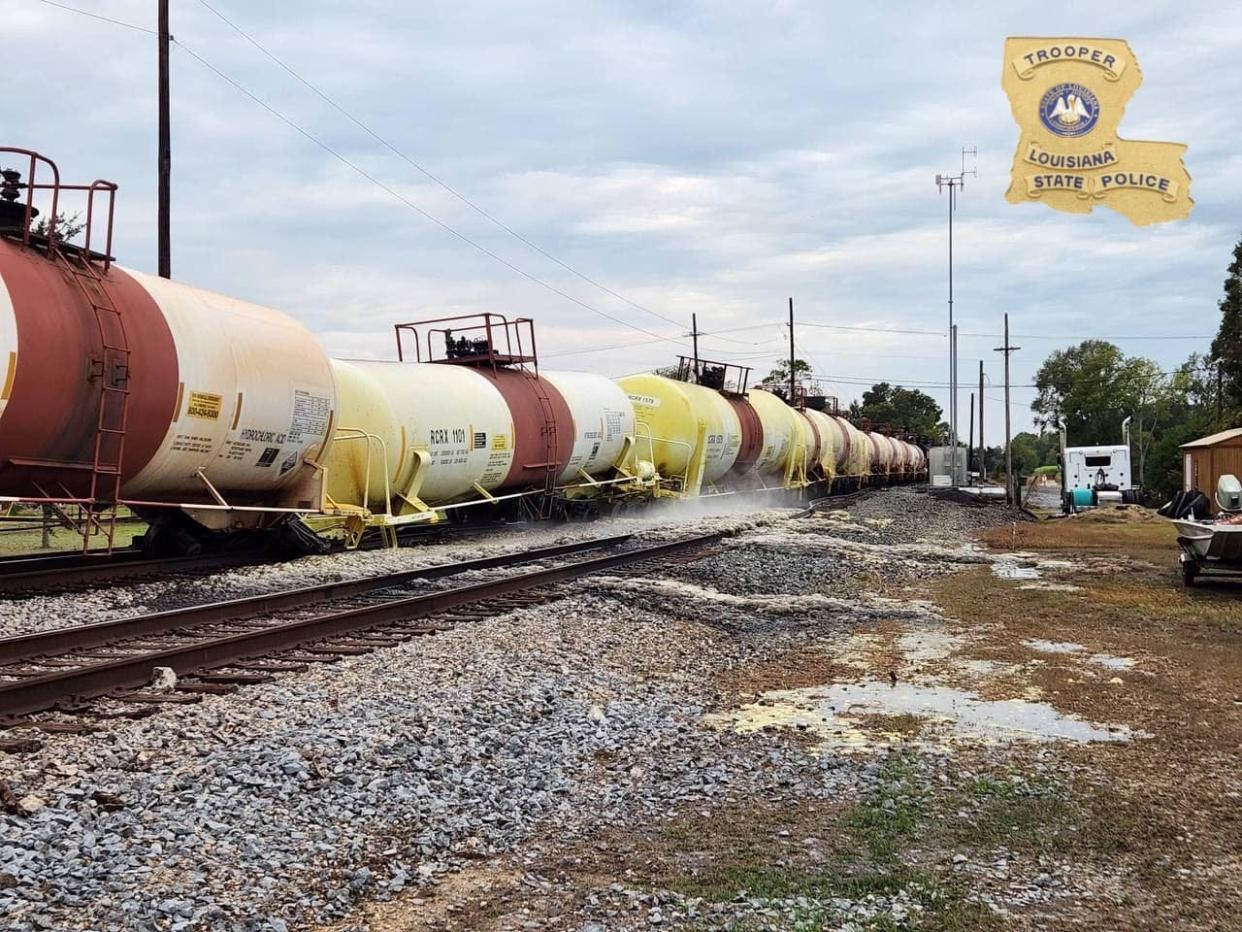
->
[479,368,574,490]
[0,241,178,499]
[726,396,764,475]
[831,416,852,468]
[799,411,822,470]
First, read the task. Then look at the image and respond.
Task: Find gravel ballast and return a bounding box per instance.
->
[0,488,1014,931]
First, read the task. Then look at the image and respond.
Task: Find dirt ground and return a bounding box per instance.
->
[332,506,1242,931]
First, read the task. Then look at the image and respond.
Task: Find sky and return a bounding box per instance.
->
[7,0,1242,446]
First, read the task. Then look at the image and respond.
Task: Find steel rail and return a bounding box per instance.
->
[0,534,635,664]
[0,532,717,718]
[0,551,279,592]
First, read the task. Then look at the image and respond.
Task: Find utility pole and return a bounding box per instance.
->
[158,0,171,278]
[690,313,701,379]
[967,391,975,483]
[994,314,1021,504]
[935,147,976,486]
[788,297,796,404]
[978,360,985,481]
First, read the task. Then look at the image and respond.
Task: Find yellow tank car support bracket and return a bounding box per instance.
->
[393,450,431,516]
[684,420,709,497]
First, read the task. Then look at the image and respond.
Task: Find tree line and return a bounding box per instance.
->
[665,233,1241,502]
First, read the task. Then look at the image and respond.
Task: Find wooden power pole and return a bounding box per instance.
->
[994,314,1021,503]
[788,297,796,403]
[691,312,700,379]
[158,0,171,279]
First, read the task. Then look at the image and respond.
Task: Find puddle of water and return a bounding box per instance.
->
[1023,640,1137,671]
[1018,581,1082,592]
[1037,559,1077,570]
[1088,653,1135,670]
[991,559,1041,580]
[710,680,1137,750]
[897,630,963,663]
[1024,639,1085,654]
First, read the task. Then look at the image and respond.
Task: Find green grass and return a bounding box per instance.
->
[0,519,146,555]
[846,754,926,860]
[663,755,998,930]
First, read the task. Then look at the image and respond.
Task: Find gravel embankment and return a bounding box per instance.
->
[0,488,1012,931]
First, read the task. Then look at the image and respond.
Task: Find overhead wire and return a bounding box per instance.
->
[35,0,155,34]
[192,0,688,330]
[31,0,692,350]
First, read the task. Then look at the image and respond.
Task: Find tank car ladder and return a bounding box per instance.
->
[528,377,561,516]
[55,250,132,553]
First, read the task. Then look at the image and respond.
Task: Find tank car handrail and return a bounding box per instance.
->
[327,429,394,519]
[634,422,692,493]
[0,147,118,266]
[394,313,539,371]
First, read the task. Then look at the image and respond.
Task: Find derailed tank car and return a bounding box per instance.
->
[0,148,927,553]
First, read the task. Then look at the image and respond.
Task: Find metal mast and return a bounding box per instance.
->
[934,147,976,485]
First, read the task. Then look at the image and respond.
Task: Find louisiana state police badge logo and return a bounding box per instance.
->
[1039,82,1099,137]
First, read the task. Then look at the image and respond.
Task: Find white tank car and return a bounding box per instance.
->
[541,370,635,484]
[324,361,634,515]
[122,272,335,506]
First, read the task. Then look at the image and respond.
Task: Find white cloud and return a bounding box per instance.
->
[4,0,1236,426]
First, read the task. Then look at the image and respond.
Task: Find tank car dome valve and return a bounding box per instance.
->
[0,168,38,233]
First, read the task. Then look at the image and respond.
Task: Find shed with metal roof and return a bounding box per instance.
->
[1180,427,1242,511]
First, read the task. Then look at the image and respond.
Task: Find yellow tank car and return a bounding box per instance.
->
[802,408,840,481]
[617,373,743,495]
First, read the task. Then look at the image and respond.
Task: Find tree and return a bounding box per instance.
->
[847,382,945,441]
[763,358,811,386]
[1008,432,1043,476]
[1210,234,1242,415]
[32,211,84,243]
[1032,340,1133,441]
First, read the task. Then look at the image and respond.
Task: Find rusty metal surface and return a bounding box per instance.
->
[484,368,574,490]
[726,396,764,475]
[0,240,178,499]
[0,550,269,594]
[0,532,715,718]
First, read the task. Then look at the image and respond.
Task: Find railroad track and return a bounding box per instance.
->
[0,549,279,594]
[0,519,535,593]
[0,531,719,743]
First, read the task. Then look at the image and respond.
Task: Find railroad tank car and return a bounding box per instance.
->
[322,360,633,516]
[802,408,840,480]
[745,388,799,482]
[0,237,334,533]
[834,416,871,486]
[617,373,744,493]
[864,432,894,477]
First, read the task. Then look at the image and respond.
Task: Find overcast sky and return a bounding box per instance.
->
[9,1,1241,443]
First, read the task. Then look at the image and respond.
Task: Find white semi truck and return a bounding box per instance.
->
[1059,417,1142,512]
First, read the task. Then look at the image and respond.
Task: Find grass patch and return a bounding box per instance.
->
[847,754,925,860]
[648,758,997,930]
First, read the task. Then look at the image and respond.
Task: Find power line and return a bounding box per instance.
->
[192,0,686,329]
[35,0,155,33]
[32,0,688,347]
[800,320,1212,342]
[168,40,688,346]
